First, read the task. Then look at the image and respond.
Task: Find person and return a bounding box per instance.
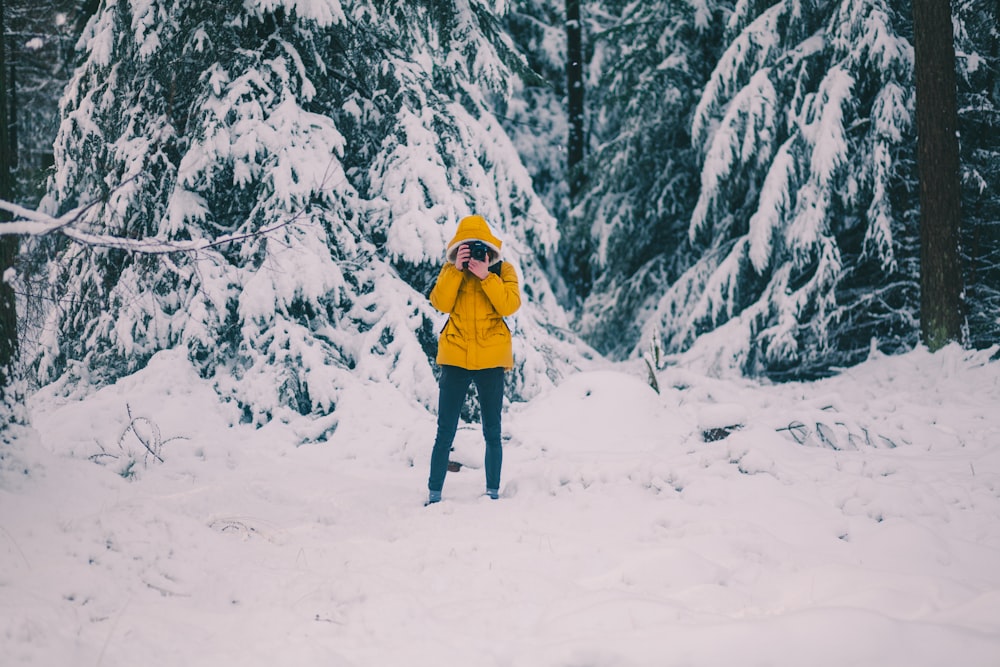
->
[426,215,521,505]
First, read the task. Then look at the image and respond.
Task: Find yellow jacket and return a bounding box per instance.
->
[430,216,521,370]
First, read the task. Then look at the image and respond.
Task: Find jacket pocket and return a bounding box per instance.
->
[441,320,468,348]
[480,318,509,346]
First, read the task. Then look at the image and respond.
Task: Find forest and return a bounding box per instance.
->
[1,0,997,426]
[3,4,1000,663]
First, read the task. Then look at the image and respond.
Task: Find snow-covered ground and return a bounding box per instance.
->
[2,344,999,666]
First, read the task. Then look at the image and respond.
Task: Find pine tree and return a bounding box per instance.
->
[30,0,588,430]
[565,0,584,202]
[501,0,573,302]
[634,0,922,378]
[571,0,728,357]
[502,0,568,223]
[955,0,1000,353]
[3,1,95,387]
[5,0,88,202]
[512,0,996,375]
[913,0,964,351]
[1,0,23,430]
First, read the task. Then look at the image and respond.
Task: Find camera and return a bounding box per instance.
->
[463,240,489,268]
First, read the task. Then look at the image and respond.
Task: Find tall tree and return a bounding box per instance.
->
[571,0,726,353]
[501,0,572,299]
[30,0,588,429]
[0,0,27,434]
[912,0,964,350]
[6,32,14,170]
[4,0,89,199]
[1,0,22,429]
[502,0,569,212]
[954,0,1000,352]
[4,1,94,384]
[597,0,924,379]
[565,0,584,202]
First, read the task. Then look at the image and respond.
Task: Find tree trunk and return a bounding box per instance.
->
[566,0,584,203]
[912,0,964,350]
[7,37,15,170]
[0,0,21,416]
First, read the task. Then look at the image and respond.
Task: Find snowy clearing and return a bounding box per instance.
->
[2,344,999,666]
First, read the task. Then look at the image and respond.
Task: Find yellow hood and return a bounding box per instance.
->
[445,215,502,266]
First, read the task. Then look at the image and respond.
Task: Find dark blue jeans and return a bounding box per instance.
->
[428,366,505,493]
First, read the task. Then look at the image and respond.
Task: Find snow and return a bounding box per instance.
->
[690,69,778,243]
[246,0,347,28]
[692,2,785,152]
[3,344,999,666]
[747,136,796,272]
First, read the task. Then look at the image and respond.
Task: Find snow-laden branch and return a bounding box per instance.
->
[0,196,307,255]
[0,197,101,236]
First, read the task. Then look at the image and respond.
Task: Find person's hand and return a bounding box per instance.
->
[455,244,489,279]
[466,257,489,280]
[454,244,471,270]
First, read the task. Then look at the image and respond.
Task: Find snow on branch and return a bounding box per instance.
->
[690,69,778,243]
[692,2,786,151]
[0,194,311,256]
[747,134,801,273]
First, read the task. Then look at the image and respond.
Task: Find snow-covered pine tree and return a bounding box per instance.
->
[495,2,560,299]
[6,0,88,200]
[501,0,568,236]
[639,0,921,378]
[570,0,729,357]
[955,0,1000,352]
[30,0,588,432]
